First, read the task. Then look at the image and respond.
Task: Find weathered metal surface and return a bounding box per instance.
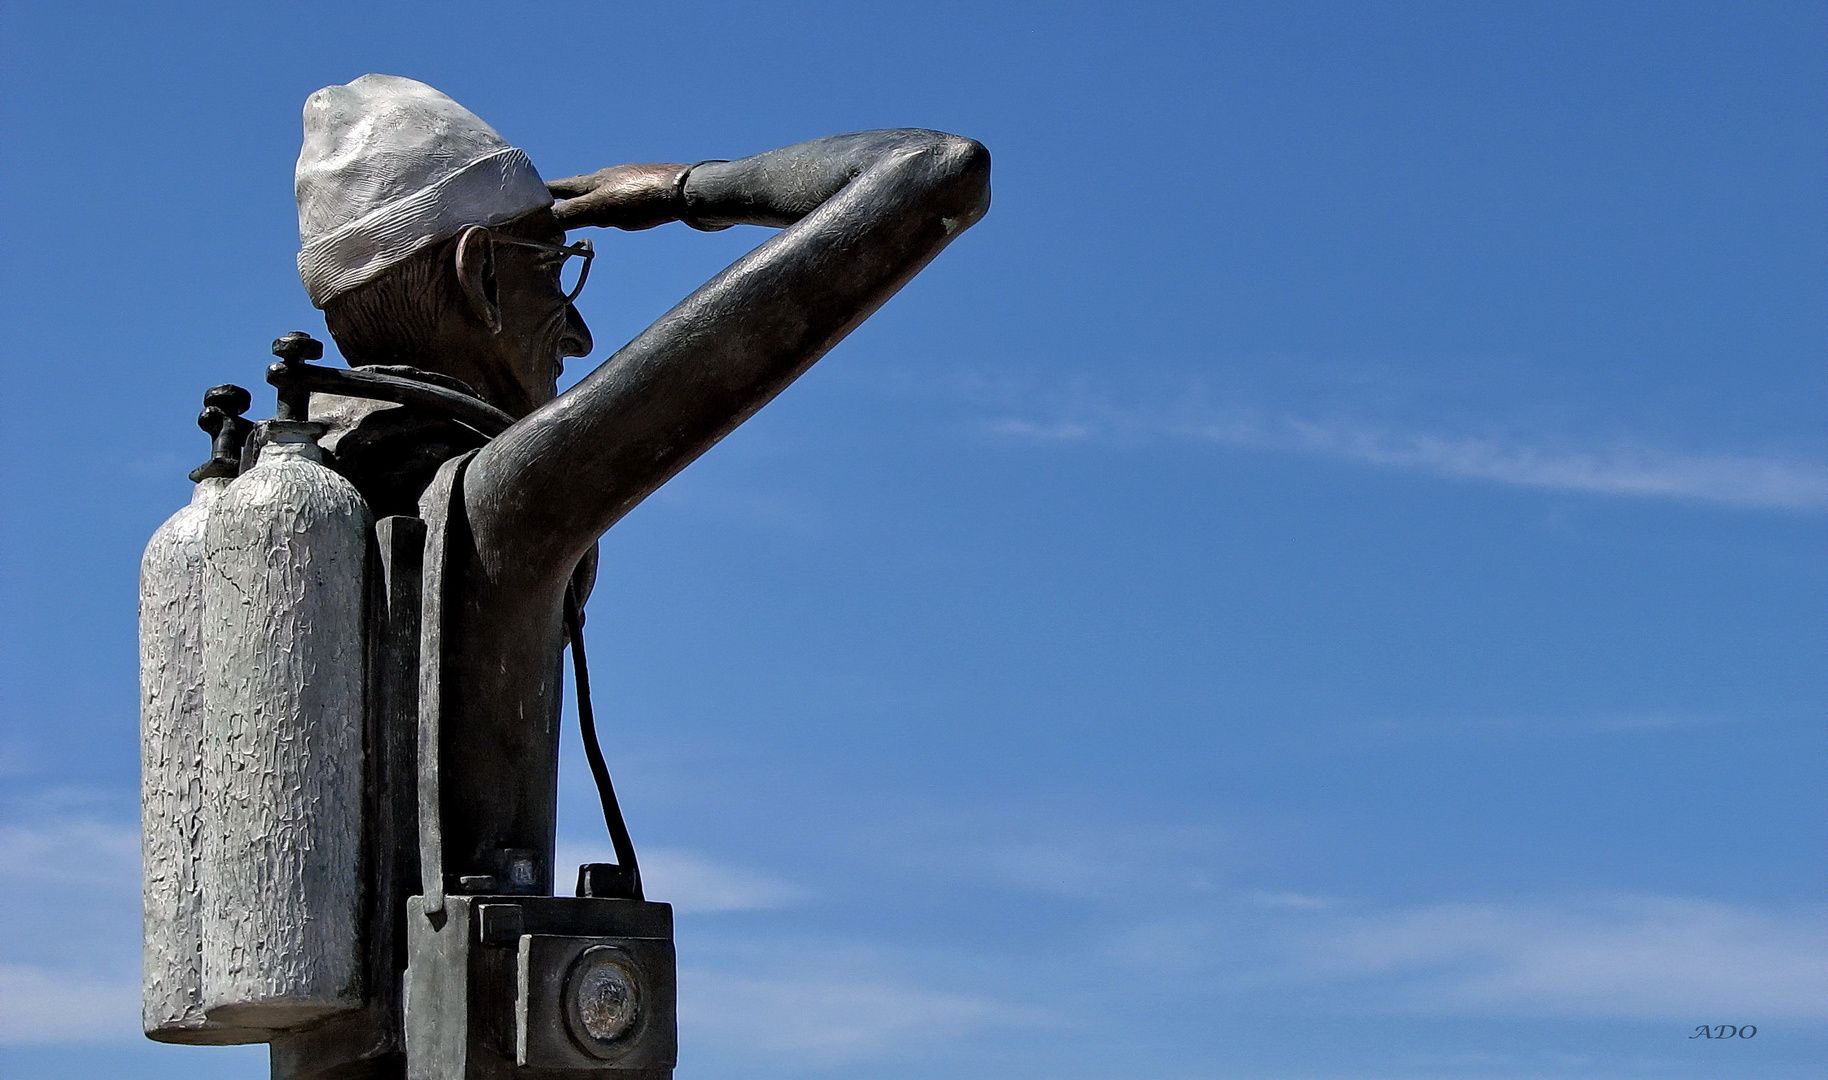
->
[404,895,673,1080]
[515,936,675,1071]
[200,421,371,1029]
[141,475,270,1045]
[270,514,426,1079]
[286,351,516,440]
[189,384,254,483]
[271,331,324,421]
[414,451,476,915]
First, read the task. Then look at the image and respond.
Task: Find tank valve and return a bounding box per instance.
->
[188,385,253,483]
[268,331,325,421]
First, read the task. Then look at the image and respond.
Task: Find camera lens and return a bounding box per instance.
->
[565,946,642,1052]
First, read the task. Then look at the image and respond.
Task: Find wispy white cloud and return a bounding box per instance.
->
[1098,891,1827,1023]
[0,816,142,1045]
[1246,889,1337,911]
[1261,418,1828,511]
[1297,895,1827,1020]
[681,965,1048,1064]
[985,418,1095,441]
[0,964,139,1046]
[557,844,810,913]
[983,392,1828,511]
[903,808,1824,1024]
[0,818,138,889]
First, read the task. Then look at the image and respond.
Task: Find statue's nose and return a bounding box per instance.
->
[561,303,592,359]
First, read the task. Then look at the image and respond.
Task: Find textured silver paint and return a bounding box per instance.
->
[295,74,550,307]
[200,427,370,1030]
[141,477,270,1044]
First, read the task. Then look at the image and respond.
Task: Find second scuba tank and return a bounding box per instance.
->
[200,419,370,1029]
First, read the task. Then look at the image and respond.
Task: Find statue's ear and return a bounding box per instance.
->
[454,226,502,334]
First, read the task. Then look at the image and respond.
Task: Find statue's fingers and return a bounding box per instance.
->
[555,193,677,232]
[546,174,601,199]
[550,195,603,227]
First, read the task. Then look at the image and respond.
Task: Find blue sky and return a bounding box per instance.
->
[0,2,1822,1078]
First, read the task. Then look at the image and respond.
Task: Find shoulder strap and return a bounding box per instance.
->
[413,449,477,917]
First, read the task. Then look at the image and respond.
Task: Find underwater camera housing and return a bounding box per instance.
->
[405,890,676,1078]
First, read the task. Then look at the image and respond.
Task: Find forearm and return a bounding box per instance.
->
[681,129,969,230]
[550,130,980,233]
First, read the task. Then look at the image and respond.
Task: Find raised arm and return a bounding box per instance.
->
[463,130,990,588]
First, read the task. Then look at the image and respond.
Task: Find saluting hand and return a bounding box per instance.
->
[547,163,693,231]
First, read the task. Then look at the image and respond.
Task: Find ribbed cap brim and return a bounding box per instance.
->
[297,146,549,308]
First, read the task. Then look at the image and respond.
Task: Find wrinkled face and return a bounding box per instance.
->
[485,210,594,415]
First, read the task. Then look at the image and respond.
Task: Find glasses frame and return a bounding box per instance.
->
[487,232,596,303]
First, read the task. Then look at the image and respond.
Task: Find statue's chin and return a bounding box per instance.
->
[475,346,565,417]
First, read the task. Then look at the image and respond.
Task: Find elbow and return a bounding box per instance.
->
[910,132,991,233]
[942,135,993,230]
[933,133,991,184]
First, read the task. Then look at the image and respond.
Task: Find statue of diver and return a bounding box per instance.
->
[298,75,989,899]
[140,73,985,1077]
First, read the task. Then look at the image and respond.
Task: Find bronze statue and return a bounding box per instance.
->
[140,74,988,1079]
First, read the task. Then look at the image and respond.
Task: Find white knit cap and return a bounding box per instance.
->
[295,74,552,308]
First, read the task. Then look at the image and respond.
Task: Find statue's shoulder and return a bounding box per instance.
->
[313,368,493,518]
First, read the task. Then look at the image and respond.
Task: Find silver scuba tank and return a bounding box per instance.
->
[140,474,271,1044]
[141,388,267,1045]
[199,419,371,1030]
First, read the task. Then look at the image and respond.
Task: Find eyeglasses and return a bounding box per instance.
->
[487,232,596,303]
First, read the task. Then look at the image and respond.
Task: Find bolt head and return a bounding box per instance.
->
[271,331,324,363]
[203,384,252,416]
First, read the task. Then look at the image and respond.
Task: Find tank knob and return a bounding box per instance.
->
[272,331,324,363]
[268,332,324,420]
[189,384,254,482]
